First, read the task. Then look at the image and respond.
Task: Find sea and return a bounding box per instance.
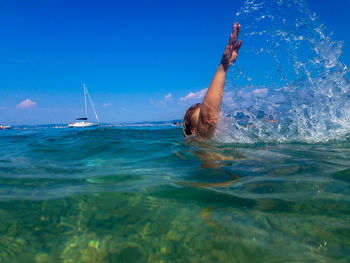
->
[2,0,350,262]
[0,125,350,262]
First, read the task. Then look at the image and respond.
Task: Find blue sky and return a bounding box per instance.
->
[0,0,349,125]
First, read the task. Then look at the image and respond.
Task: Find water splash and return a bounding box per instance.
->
[218,0,350,143]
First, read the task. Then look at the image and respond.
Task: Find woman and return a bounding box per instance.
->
[183,22,242,138]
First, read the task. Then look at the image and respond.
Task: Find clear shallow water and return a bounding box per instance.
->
[1,126,350,262]
[2,0,350,261]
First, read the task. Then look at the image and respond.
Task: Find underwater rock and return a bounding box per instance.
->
[166,228,184,242]
[212,249,231,262]
[94,209,111,221]
[35,252,50,263]
[139,222,152,237]
[0,236,27,262]
[119,244,143,262]
[61,233,109,263]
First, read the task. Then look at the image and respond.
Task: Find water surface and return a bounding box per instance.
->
[1,126,349,262]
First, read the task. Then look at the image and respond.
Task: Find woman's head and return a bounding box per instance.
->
[183,103,201,137]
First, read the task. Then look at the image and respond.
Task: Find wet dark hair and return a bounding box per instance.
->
[183,103,201,136]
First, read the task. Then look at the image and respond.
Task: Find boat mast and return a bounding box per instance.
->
[85,86,100,124]
[83,83,88,120]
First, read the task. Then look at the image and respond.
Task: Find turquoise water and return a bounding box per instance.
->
[2,0,350,262]
[1,126,350,262]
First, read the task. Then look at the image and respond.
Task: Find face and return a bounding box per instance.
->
[189,108,200,134]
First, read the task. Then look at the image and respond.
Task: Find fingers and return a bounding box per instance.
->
[229,22,241,47]
[234,40,242,53]
[228,26,236,45]
[232,23,238,41]
[227,33,234,46]
[235,22,241,39]
[223,23,242,67]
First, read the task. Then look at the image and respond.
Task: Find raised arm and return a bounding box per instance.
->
[196,23,242,138]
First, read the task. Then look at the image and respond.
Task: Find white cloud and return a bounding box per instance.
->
[16,99,37,109]
[180,88,207,101]
[154,93,173,108]
[164,93,172,100]
[103,103,112,108]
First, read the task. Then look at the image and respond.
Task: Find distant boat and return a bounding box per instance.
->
[68,83,100,128]
[171,122,182,127]
[0,125,11,130]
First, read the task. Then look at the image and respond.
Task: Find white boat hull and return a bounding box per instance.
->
[68,122,99,128]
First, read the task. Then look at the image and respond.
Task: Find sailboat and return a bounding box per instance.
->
[68,83,100,128]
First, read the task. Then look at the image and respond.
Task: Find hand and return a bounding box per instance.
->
[220,22,242,72]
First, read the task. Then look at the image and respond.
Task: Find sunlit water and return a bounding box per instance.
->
[220,0,350,143]
[2,0,350,262]
[1,126,350,262]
